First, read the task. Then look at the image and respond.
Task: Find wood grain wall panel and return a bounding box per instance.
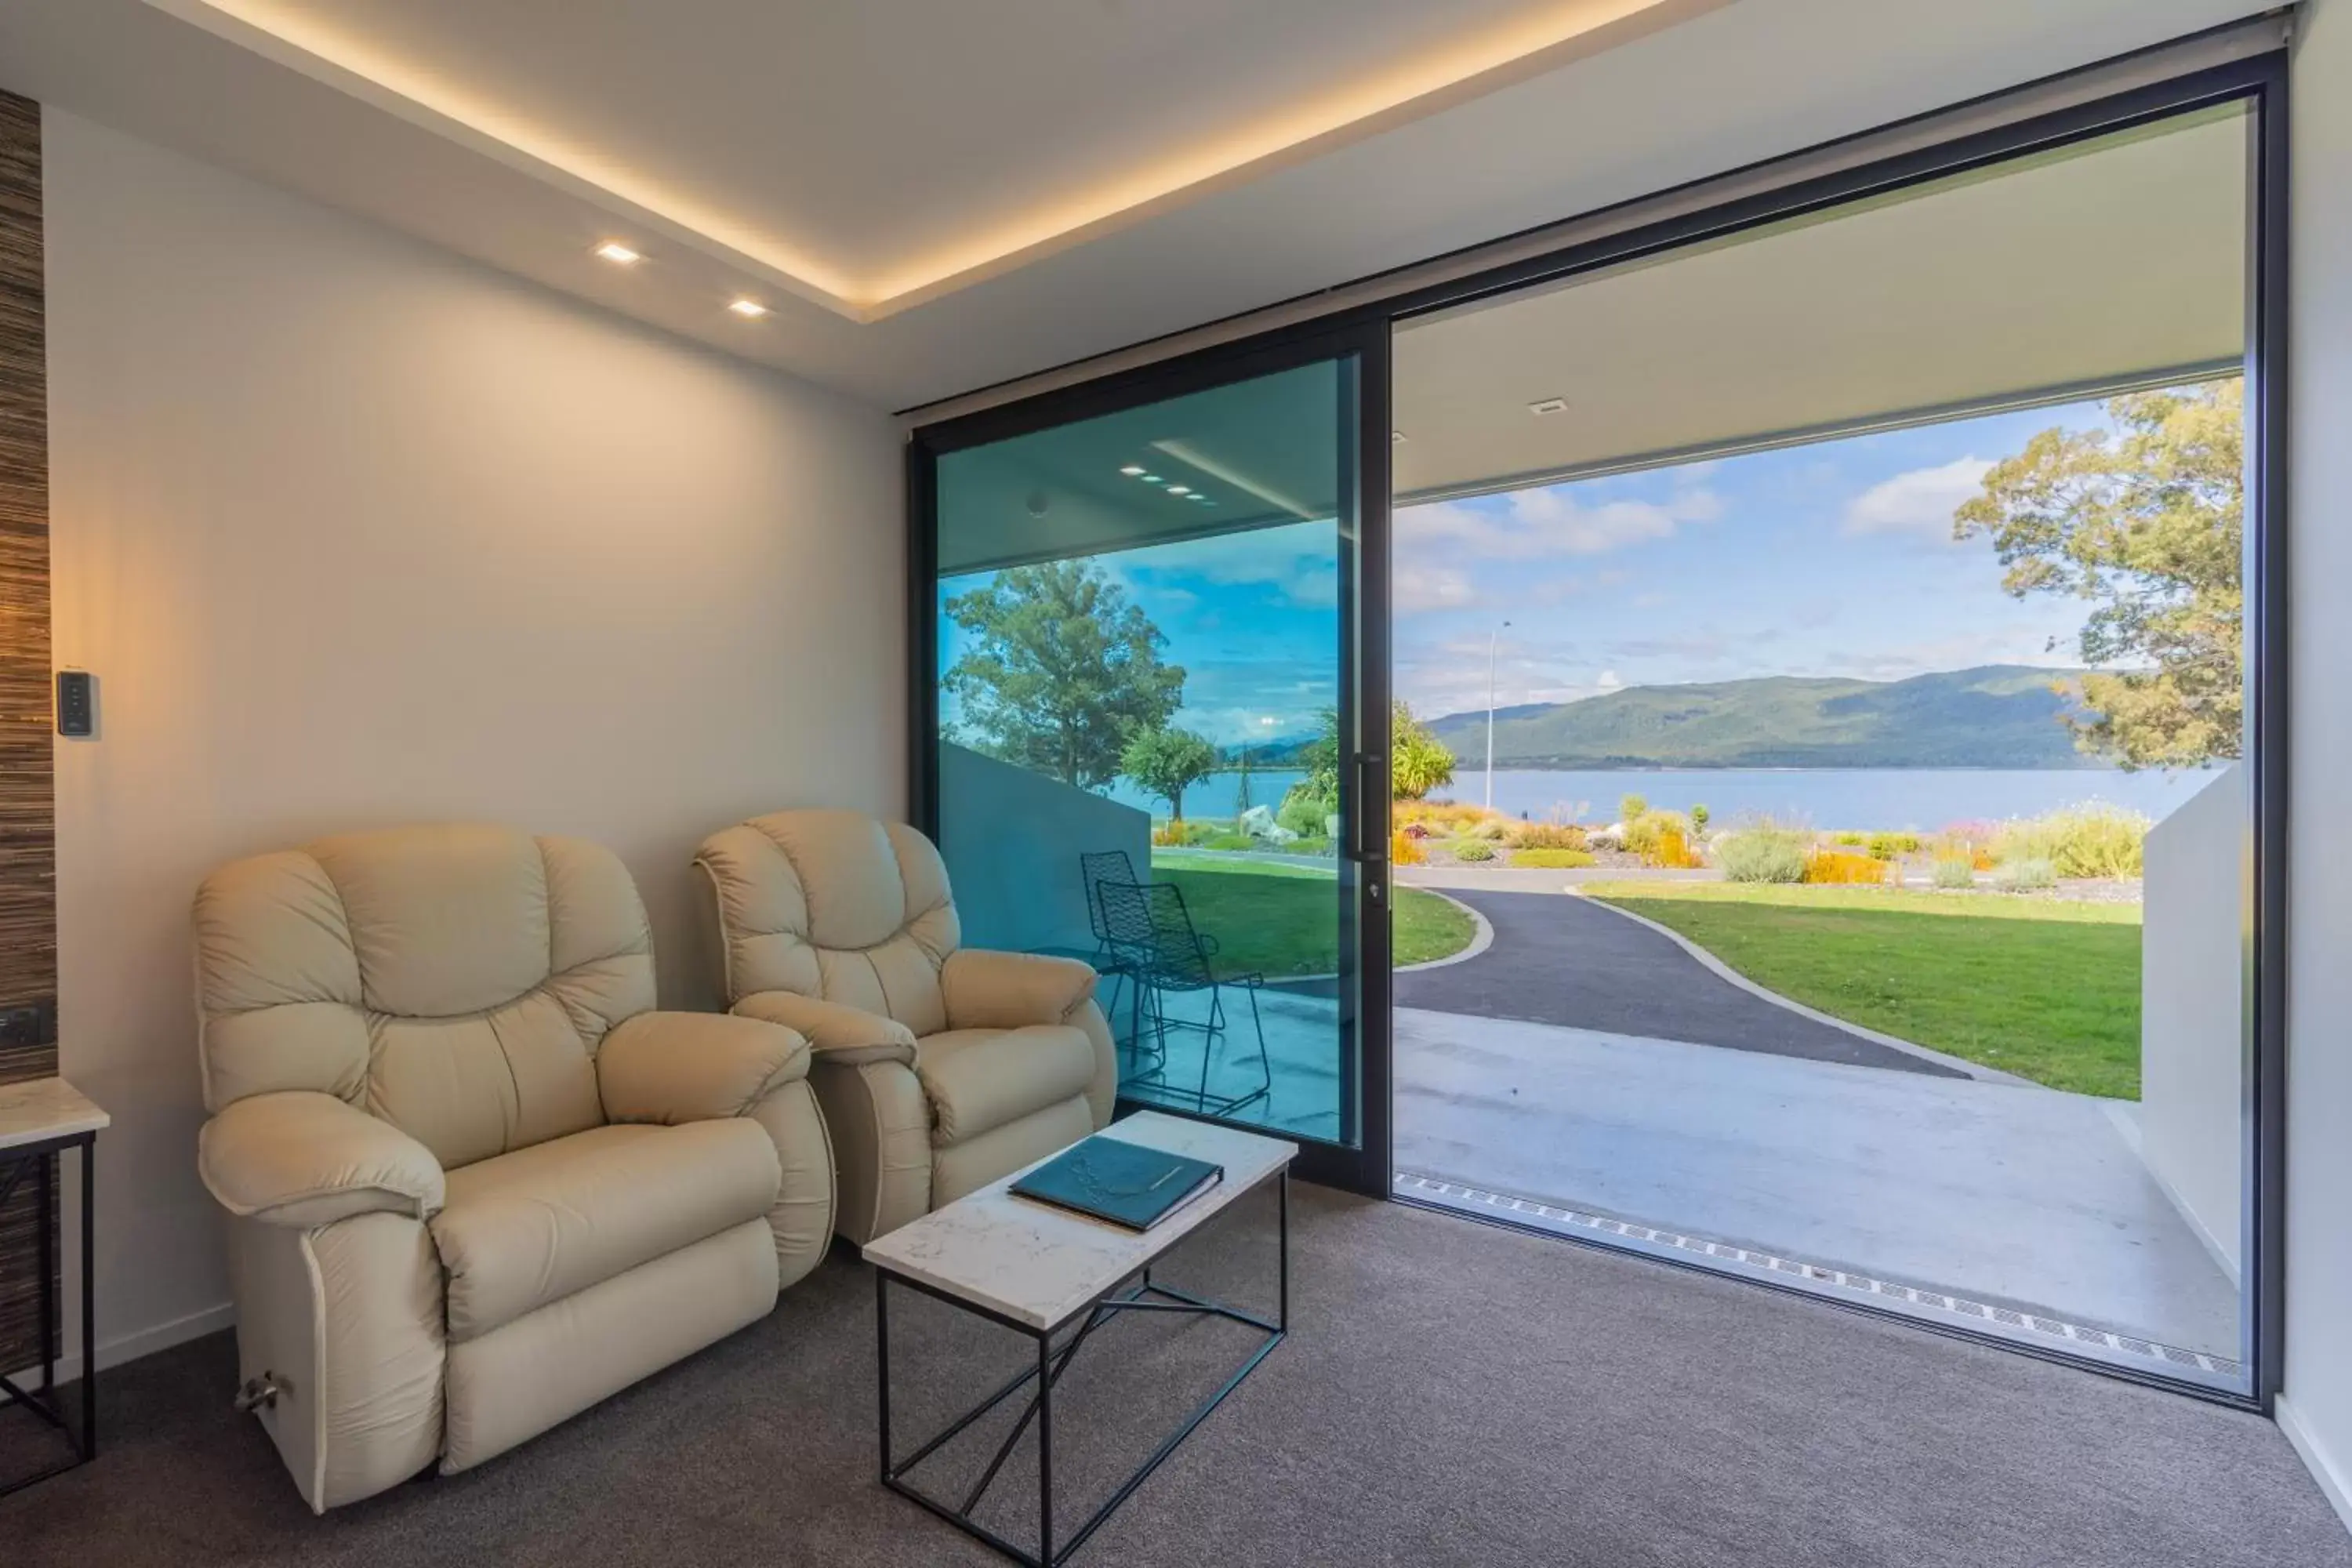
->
[0,87,56,1374]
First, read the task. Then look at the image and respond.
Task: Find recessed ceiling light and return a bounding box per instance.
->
[1120,465,1146,476]
[1528,397,1569,416]
[1166,485,1192,495]
[728,299,770,318]
[595,241,643,265]
[1139,474,1163,484]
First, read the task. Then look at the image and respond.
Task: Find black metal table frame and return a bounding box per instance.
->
[876,1167,1287,1567]
[0,1128,98,1498]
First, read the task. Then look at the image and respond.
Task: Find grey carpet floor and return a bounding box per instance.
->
[2,1184,2343,1568]
[1396,889,1965,1076]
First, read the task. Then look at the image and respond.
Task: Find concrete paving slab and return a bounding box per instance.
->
[1393,1005,2239,1355]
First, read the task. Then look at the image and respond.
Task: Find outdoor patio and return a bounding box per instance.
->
[1110,866,2241,1385]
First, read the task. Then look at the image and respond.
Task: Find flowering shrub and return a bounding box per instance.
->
[1991,804,2151,879]
[1392,829,1426,866]
[1803,849,1891,885]
[1450,839,1497,862]
[1508,822,1589,851]
[1396,800,1503,834]
[1931,857,1977,889]
[1624,809,1692,859]
[1992,857,2057,892]
[1715,823,1809,884]
[1641,826,1704,869]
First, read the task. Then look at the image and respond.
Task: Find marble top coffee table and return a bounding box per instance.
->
[0,1076,109,1498]
[866,1110,1294,1567]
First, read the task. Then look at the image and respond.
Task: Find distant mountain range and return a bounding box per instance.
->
[1425,666,2099,770]
[1219,731,1322,768]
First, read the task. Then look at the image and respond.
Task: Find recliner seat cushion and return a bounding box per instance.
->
[196,825,660,1168]
[431,1122,780,1341]
[698,812,960,1037]
[916,1025,1098,1148]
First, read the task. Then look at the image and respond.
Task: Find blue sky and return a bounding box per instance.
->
[940,398,2108,749]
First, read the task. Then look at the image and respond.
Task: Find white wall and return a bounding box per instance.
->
[42,111,904,1367]
[2139,764,2246,1281]
[2281,0,2352,1536]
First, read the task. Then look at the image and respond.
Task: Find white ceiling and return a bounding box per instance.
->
[0,0,2278,411]
[1393,109,2249,503]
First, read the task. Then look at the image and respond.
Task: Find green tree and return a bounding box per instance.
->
[1120,725,1219,823]
[1955,380,2242,768]
[1287,701,1454,809]
[1391,701,1455,801]
[942,561,1185,789]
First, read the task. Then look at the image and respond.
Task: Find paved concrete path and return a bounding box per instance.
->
[1395,887,1968,1077]
[1393,1007,2238,1355]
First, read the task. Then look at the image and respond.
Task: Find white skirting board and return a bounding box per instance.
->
[2279,1395,2352,1540]
[5,1298,234,1388]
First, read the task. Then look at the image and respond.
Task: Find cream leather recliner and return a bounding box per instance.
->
[192,823,833,1512]
[695,810,1116,1243]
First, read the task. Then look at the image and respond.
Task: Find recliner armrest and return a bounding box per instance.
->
[198,1091,445,1227]
[942,949,1098,1032]
[599,1011,811,1124]
[731,991,917,1067]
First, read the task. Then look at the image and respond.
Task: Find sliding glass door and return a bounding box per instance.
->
[911,330,1392,1194]
[905,41,2281,1412]
[1377,85,2279,1403]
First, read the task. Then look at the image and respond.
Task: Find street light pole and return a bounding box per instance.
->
[1485,619,1512,812]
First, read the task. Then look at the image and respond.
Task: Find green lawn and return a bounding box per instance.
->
[1152,854,1477,978]
[1581,881,2143,1098]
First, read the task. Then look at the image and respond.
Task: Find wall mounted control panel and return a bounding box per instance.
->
[56,669,95,737]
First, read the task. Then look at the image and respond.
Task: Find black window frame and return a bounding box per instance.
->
[906,42,2288,1412]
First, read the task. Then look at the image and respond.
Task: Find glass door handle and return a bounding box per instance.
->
[1350,753,1388,865]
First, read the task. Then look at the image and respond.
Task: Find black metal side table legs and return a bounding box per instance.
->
[876,1171,1288,1566]
[0,1130,98,1497]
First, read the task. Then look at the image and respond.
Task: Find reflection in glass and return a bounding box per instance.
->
[933,360,1357,1145]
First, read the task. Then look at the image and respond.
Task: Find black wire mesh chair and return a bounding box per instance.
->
[1096,878,1270,1119]
[1078,851,1147,1053]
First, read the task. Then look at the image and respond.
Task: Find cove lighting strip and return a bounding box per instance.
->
[144,0,1721,321]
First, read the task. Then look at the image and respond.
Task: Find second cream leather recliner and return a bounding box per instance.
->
[695,810,1117,1243]
[193,823,834,1511]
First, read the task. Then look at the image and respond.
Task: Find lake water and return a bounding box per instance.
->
[1106,766,2223,829]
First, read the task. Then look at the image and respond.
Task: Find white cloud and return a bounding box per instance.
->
[1119,520,1339,610]
[1393,566,1477,613]
[1595,670,1624,692]
[1842,457,1994,542]
[1396,481,1721,567]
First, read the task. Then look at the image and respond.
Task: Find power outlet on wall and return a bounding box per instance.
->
[0,1000,55,1047]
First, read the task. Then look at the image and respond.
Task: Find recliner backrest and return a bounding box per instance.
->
[695,810,960,1036]
[194,822,658,1169]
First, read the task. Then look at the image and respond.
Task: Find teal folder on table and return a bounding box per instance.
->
[1010,1134,1224,1231]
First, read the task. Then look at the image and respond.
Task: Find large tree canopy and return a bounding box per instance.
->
[942,561,1186,789]
[1955,379,2243,769]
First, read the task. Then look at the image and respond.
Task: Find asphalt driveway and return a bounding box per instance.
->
[1396,887,1966,1078]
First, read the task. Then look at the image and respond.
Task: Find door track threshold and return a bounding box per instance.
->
[1394,1171,2243,1388]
